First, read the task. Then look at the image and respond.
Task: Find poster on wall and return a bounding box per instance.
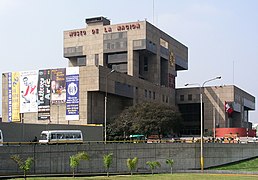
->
[37,69,51,120]
[20,70,38,113]
[8,72,12,122]
[51,68,66,104]
[12,72,20,122]
[66,67,79,120]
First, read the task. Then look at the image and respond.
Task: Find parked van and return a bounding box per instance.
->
[0,130,3,146]
[39,130,83,144]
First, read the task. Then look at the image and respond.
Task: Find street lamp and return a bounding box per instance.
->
[104,69,115,143]
[185,76,221,171]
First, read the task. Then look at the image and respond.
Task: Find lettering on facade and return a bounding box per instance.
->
[68,23,141,37]
[168,73,175,89]
[69,30,87,37]
[169,50,175,67]
[116,23,140,31]
[92,28,99,34]
[104,27,112,33]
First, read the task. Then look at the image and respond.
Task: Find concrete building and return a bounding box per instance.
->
[1,16,255,139]
[176,85,255,136]
[2,16,188,126]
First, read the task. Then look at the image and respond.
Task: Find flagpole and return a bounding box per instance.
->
[233,61,234,84]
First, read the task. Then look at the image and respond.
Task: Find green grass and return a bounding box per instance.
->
[211,157,258,171]
[14,174,258,180]
[13,158,258,179]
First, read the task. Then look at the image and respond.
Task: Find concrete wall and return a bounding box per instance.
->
[0,143,258,175]
[0,122,103,142]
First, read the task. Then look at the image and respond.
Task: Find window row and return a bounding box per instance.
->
[180,94,193,101]
[144,89,169,103]
[145,89,155,100]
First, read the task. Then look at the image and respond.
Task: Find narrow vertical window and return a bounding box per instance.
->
[144,57,148,71]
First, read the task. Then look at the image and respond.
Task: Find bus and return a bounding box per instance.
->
[129,134,146,143]
[39,130,83,144]
[0,130,3,146]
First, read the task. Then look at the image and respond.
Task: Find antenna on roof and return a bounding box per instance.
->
[153,0,155,24]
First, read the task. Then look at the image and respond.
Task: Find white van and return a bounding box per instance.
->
[39,130,83,144]
[0,130,3,146]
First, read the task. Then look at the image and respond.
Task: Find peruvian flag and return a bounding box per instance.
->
[225,101,233,116]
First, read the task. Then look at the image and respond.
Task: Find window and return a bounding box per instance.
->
[160,38,168,49]
[145,89,147,98]
[112,33,119,39]
[162,95,165,102]
[149,91,151,99]
[107,43,110,49]
[180,95,184,101]
[166,96,168,103]
[77,56,86,66]
[95,54,99,66]
[144,57,148,71]
[116,42,120,48]
[188,94,192,101]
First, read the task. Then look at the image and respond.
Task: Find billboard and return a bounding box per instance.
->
[66,67,79,120]
[6,67,82,122]
[51,68,66,104]
[11,72,20,122]
[38,69,51,120]
[20,70,38,113]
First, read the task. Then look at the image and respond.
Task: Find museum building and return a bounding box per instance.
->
[1,16,255,137]
[2,16,188,125]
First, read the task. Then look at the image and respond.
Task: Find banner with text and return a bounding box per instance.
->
[66,67,79,120]
[20,70,38,113]
[38,69,51,120]
[12,72,20,121]
[51,68,66,104]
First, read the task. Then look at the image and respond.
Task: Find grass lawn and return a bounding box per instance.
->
[14,173,258,180]
[12,158,258,179]
[211,157,258,171]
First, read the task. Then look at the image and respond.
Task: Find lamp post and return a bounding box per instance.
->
[104,69,115,143]
[185,76,221,171]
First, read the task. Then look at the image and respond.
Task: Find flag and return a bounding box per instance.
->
[225,101,233,116]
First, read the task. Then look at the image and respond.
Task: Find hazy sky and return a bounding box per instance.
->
[0,0,258,123]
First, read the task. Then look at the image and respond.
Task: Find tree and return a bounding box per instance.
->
[11,155,33,180]
[166,158,174,174]
[146,161,161,175]
[103,153,113,177]
[70,151,89,177]
[108,102,182,140]
[126,157,138,175]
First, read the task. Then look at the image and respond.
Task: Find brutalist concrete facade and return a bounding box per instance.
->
[2,16,188,126]
[176,85,255,135]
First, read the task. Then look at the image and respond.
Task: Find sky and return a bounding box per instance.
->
[0,0,258,122]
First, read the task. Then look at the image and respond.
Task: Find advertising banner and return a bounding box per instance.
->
[38,69,51,120]
[8,72,12,122]
[66,67,79,120]
[20,70,38,113]
[51,68,66,104]
[12,72,20,122]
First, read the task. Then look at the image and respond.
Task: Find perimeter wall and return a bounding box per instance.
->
[0,143,258,175]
